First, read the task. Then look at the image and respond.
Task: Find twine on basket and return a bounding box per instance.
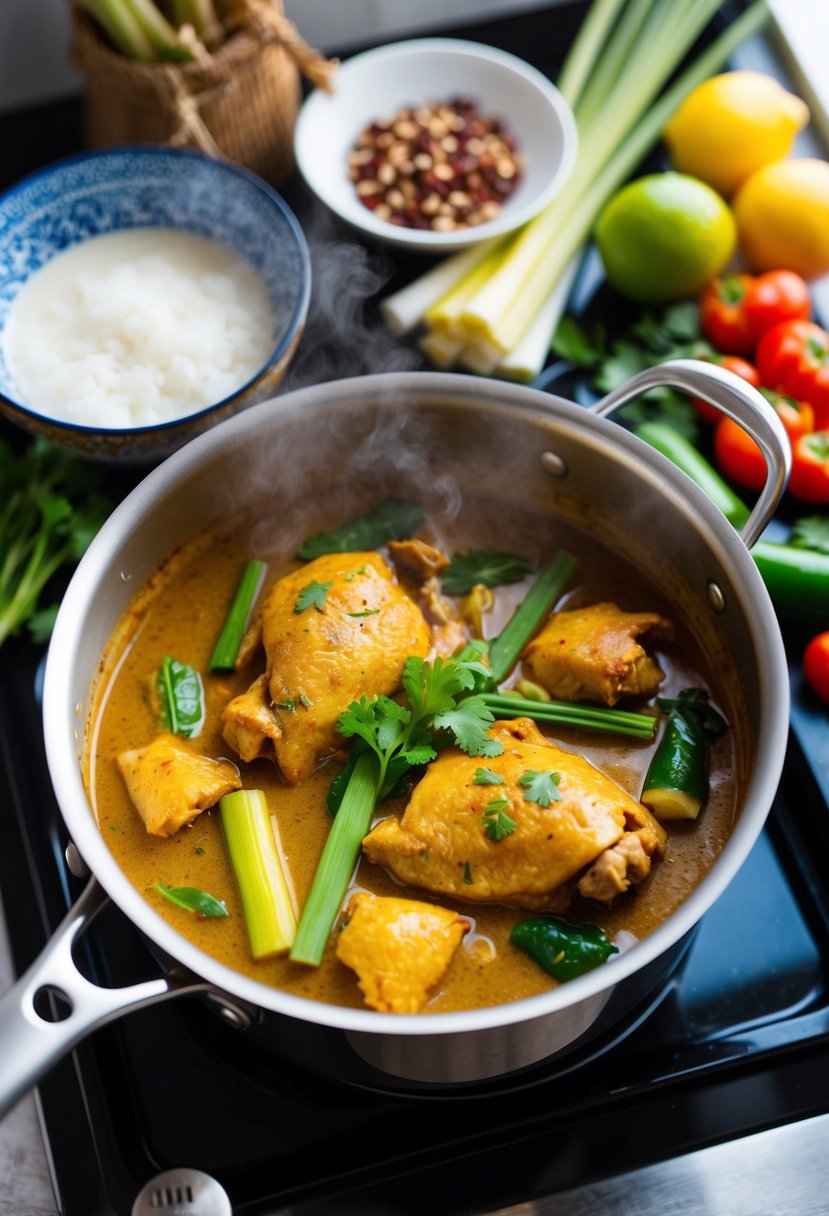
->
[70,0,338,185]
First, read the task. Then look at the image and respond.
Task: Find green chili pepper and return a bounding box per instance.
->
[641,687,727,821]
[510,915,618,981]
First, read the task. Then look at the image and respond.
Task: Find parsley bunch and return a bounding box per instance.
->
[0,437,110,648]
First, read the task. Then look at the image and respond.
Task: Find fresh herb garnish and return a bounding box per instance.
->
[0,436,111,649]
[156,656,205,738]
[347,608,380,617]
[295,579,333,613]
[156,883,228,918]
[442,549,536,595]
[518,770,562,807]
[297,498,424,560]
[474,767,506,786]
[483,798,517,841]
[277,698,297,712]
[551,303,715,441]
[790,515,829,555]
[463,861,473,885]
[299,693,312,708]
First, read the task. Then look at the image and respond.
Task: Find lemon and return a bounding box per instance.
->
[662,71,809,197]
[594,173,737,304]
[733,157,829,280]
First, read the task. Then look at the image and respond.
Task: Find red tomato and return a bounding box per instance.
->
[803,631,829,704]
[692,355,761,425]
[755,319,829,428]
[764,390,815,442]
[713,416,771,492]
[700,274,755,354]
[788,430,829,503]
[743,269,811,341]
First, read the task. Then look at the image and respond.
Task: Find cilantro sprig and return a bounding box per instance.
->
[295,579,332,613]
[483,798,517,841]
[518,769,562,807]
[0,436,111,648]
[442,549,536,595]
[291,655,504,966]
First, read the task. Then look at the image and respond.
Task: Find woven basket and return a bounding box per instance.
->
[70,2,336,187]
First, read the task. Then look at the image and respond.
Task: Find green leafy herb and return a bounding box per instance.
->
[483,798,517,841]
[552,303,716,441]
[463,861,473,885]
[297,498,424,560]
[518,769,562,807]
[299,693,312,708]
[156,656,205,738]
[156,883,228,918]
[442,549,536,595]
[277,698,297,712]
[0,436,111,649]
[790,515,829,556]
[344,567,367,582]
[295,579,332,613]
[474,767,506,786]
[346,608,380,618]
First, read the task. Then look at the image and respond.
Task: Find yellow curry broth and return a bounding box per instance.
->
[87,500,742,1014]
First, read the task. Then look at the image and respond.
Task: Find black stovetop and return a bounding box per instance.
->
[2,4,829,1214]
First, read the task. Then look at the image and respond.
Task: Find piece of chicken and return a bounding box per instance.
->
[336,891,470,1013]
[222,551,430,784]
[522,601,673,706]
[388,538,467,657]
[117,733,241,837]
[362,718,666,911]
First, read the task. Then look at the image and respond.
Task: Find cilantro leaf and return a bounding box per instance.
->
[433,695,502,757]
[402,655,475,722]
[474,767,506,786]
[550,315,607,367]
[297,498,424,559]
[482,798,517,841]
[442,549,536,595]
[790,515,829,555]
[518,769,562,807]
[295,579,332,613]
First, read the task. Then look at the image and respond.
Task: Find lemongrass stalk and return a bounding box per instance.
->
[123,0,191,57]
[462,0,729,346]
[574,0,658,130]
[209,559,267,672]
[488,551,578,684]
[173,0,218,36]
[219,790,298,959]
[418,331,465,368]
[482,694,657,739]
[380,238,500,335]
[457,338,504,376]
[556,0,627,107]
[290,751,380,966]
[425,236,512,332]
[496,254,581,381]
[76,0,155,60]
[475,0,769,354]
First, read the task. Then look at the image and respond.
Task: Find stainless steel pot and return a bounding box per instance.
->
[0,360,792,1116]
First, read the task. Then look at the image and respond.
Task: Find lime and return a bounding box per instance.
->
[663,71,809,198]
[594,173,737,304]
[733,158,829,280]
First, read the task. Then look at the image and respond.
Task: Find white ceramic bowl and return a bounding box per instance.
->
[294,37,578,253]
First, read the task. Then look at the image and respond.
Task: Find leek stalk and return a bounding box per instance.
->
[219,790,298,959]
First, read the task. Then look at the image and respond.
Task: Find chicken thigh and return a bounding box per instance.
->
[222,551,431,784]
[362,718,666,910]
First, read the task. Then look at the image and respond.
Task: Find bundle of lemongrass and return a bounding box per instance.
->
[75,0,224,61]
[382,0,769,381]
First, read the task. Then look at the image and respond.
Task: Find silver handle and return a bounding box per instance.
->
[592,358,791,549]
[0,877,212,1121]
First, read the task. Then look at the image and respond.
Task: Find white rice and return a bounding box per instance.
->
[4,227,275,429]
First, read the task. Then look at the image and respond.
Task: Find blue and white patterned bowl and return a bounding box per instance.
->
[0,146,311,462]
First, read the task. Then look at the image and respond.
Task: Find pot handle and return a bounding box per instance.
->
[0,876,214,1122]
[591,357,791,550]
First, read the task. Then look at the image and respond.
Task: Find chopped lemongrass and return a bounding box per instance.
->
[209,559,267,672]
[425,236,513,333]
[481,694,657,740]
[380,238,500,335]
[219,789,298,959]
[488,551,578,685]
[290,751,381,966]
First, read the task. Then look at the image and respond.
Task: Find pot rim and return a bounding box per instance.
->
[43,370,790,1037]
